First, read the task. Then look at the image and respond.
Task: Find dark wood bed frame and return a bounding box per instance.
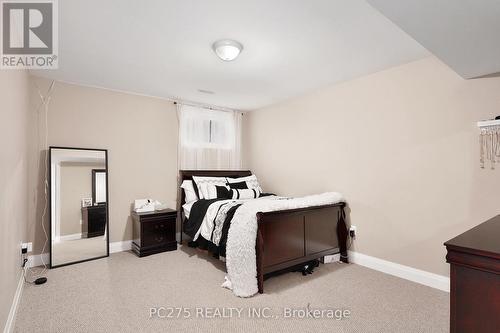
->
[177,170,349,294]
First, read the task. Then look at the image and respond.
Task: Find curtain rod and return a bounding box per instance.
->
[173,100,235,113]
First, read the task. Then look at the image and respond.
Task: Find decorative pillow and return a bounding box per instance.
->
[226,175,262,192]
[180,180,198,203]
[229,188,261,200]
[204,185,261,200]
[227,181,248,190]
[192,176,228,199]
[215,185,231,199]
[204,185,239,200]
[202,184,226,200]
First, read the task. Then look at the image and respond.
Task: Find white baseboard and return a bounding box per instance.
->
[3,273,24,333]
[348,251,450,292]
[27,253,50,268]
[323,253,341,263]
[109,240,132,253]
[58,233,82,241]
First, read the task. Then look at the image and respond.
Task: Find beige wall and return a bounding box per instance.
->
[243,57,500,277]
[0,71,30,330]
[60,162,105,236]
[28,77,178,254]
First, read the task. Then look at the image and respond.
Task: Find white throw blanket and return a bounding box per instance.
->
[222,192,345,297]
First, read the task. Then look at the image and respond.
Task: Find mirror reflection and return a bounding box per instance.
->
[50,147,108,267]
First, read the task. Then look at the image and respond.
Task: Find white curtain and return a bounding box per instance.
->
[177,104,242,170]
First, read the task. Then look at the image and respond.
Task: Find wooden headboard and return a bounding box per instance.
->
[176,170,252,230]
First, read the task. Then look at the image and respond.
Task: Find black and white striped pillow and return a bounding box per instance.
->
[229,188,261,200]
[210,185,261,200]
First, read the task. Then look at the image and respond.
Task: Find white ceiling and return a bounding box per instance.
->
[35,0,429,110]
[367,0,500,79]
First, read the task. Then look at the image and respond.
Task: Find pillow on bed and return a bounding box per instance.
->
[182,201,195,219]
[215,185,231,199]
[227,175,262,192]
[227,181,248,190]
[203,185,239,200]
[229,188,261,200]
[192,176,228,199]
[204,185,261,200]
[201,184,225,200]
[180,180,198,203]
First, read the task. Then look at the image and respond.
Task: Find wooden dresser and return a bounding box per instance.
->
[132,209,177,257]
[444,215,500,333]
[82,204,106,238]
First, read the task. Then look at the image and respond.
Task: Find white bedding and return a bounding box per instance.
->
[194,196,281,242]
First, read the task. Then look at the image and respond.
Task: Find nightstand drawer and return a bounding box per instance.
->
[143,220,175,242]
[142,231,168,246]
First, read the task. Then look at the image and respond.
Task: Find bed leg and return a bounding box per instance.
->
[256,226,264,294]
[258,275,264,294]
[177,211,183,245]
[337,206,349,263]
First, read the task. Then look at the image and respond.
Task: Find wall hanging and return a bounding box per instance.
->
[478,117,500,169]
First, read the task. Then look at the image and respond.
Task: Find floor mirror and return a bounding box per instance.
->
[49,147,109,268]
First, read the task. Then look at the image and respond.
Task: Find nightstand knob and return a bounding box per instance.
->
[155,236,164,242]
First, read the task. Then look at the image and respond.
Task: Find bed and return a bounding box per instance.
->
[176,170,348,296]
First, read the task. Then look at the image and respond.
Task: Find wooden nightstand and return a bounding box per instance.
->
[132,208,177,257]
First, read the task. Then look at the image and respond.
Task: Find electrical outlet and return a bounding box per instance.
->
[20,254,30,268]
[349,225,357,238]
[20,243,31,267]
[21,242,33,253]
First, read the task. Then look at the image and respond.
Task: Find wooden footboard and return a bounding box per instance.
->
[256,203,347,294]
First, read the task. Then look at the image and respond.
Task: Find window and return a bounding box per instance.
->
[177,103,242,169]
[180,105,235,149]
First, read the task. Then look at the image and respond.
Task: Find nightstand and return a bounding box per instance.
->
[132,208,177,257]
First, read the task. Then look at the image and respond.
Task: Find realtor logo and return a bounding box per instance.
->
[1,0,58,69]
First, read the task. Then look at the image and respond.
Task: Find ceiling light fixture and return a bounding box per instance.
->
[212,39,243,61]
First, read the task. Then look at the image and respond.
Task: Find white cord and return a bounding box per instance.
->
[28,80,55,277]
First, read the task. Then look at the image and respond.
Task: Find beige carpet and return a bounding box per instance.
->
[14,246,448,333]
